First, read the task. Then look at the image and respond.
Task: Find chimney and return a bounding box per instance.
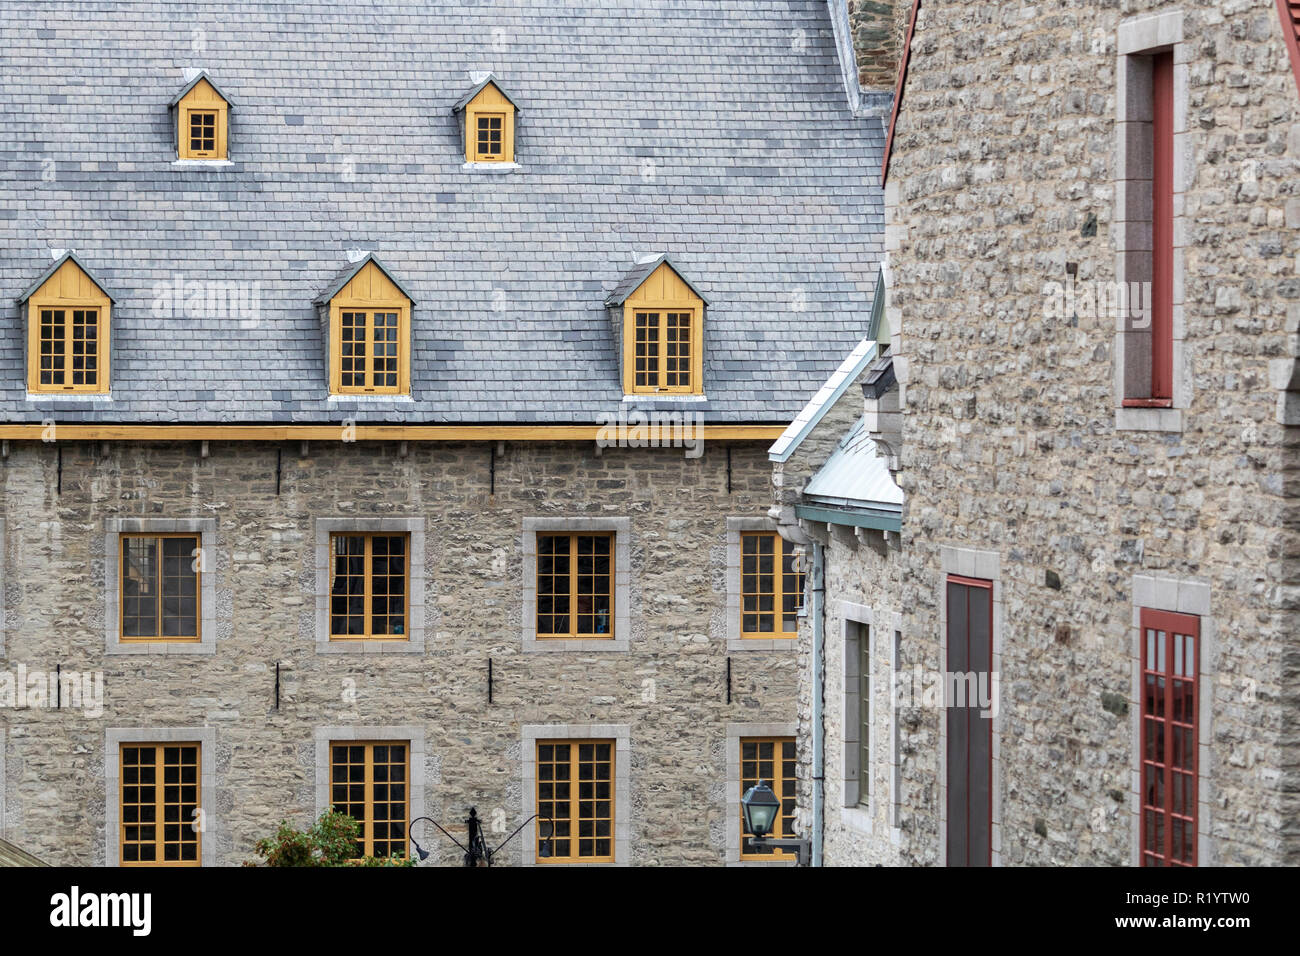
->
[848,0,908,90]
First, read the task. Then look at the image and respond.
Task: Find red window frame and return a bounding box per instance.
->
[1127,50,1174,407]
[1140,607,1199,867]
[945,574,993,867]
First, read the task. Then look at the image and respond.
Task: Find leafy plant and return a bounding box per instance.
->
[250,810,362,867]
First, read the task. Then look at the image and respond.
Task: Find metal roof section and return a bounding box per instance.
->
[16,251,117,305]
[803,415,902,509]
[313,254,418,306]
[768,338,876,462]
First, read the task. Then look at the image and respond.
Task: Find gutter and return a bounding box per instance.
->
[811,539,826,867]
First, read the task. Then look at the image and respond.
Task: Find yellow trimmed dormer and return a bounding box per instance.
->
[314,256,413,396]
[606,256,707,396]
[172,73,231,160]
[452,76,518,164]
[19,253,114,394]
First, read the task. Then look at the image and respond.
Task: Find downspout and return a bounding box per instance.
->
[811,539,826,867]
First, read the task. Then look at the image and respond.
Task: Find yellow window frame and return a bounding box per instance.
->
[535,531,616,640]
[176,78,229,160]
[739,736,797,861]
[535,739,615,864]
[25,258,112,394]
[119,742,202,867]
[740,532,805,638]
[328,532,411,640]
[119,533,202,643]
[619,261,705,395]
[463,82,515,163]
[329,740,410,859]
[327,261,411,396]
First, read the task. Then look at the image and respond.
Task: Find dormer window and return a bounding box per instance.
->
[171,72,232,161]
[605,256,708,396]
[452,75,519,164]
[17,253,115,394]
[314,255,414,396]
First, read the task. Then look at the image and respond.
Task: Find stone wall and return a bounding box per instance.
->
[0,438,797,865]
[886,0,1300,864]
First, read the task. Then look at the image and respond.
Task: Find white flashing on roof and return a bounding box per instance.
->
[50,248,66,260]
[469,70,494,85]
[637,251,665,265]
[182,67,203,83]
[345,248,369,264]
[768,337,875,462]
[824,0,861,114]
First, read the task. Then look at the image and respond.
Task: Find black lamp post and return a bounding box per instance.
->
[408,808,554,867]
[740,780,812,865]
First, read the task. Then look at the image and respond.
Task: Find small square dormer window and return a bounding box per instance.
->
[314,255,414,396]
[171,72,232,161]
[452,75,519,164]
[605,256,708,396]
[17,252,115,394]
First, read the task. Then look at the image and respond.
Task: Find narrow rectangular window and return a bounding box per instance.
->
[535,532,614,639]
[634,311,660,388]
[664,311,691,389]
[1140,607,1198,867]
[844,620,870,809]
[946,575,992,867]
[1150,50,1174,402]
[120,534,201,642]
[740,532,804,637]
[739,736,797,859]
[536,740,614,863]
[39,307,100,389]
[329,533,409,640]
[119,743,200,866]
[330,741,409,858]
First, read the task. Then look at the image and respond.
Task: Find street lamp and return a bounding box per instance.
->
[740,781,812,865]
[408,808,554,867]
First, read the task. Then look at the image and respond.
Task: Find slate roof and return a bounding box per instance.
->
[450,74,519,114]
[604,254,710,307]
[0,0,885,425]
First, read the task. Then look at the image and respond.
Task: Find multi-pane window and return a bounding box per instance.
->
[536,740,614,863]
[329,533,409,640]
[330,741,409,859]
[120,534,201,642]
[339,310,400,392]
[740,532,804,637]
[188,110,217,156]
[38,307,100,389]
[740,736,797,860]
[119,743,201,866]
[536,532,614,639]
[633,310,694,391]
[1141,608,1198,867]
[475,114,504,159]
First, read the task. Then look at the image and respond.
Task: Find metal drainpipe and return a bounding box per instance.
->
[811,539,826,867]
